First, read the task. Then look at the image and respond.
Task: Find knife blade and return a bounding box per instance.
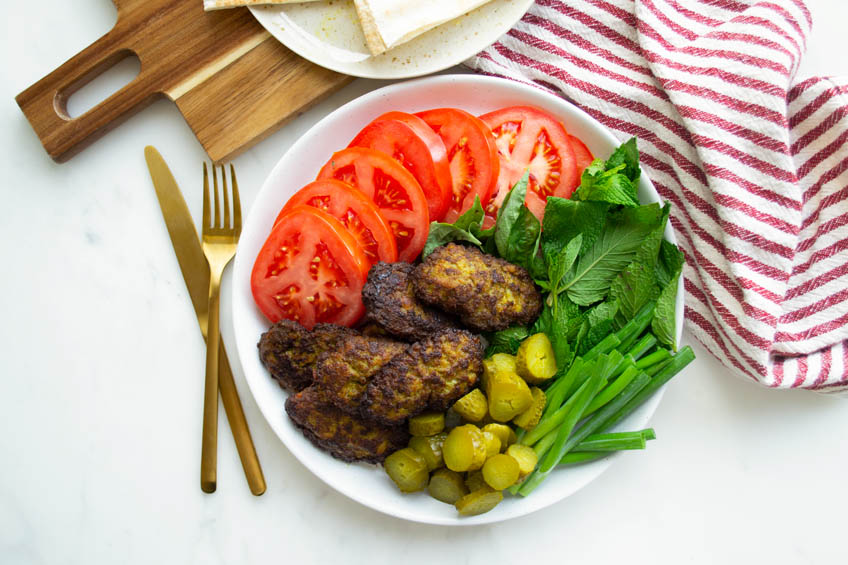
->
[145,146,265,495]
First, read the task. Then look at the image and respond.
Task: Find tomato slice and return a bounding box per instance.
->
[568,134,595,187]
[480,105,578,223]
[316,147,430,262]
[251,206,369,329]
[348,111,452,221]
[275,179,398,266]
[416,107,500,223]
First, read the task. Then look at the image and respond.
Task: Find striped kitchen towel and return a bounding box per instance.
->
[466,0,848,393]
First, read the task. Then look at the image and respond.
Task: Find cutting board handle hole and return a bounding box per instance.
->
[61,50,141,119]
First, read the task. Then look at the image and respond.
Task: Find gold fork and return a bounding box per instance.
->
[200,162,241,493]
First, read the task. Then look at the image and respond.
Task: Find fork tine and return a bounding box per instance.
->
[230,164,241,237]
[212,163,221,229]
[221,165,231,229]
[202,162,211,231]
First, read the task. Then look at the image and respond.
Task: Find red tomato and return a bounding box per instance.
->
[316,147,430,262]
[568,134,595,187]
[251,206,369,329]
[348,111,452,221]
[416,108,500,223]
[480,105,578,224]
[275,179,398,266]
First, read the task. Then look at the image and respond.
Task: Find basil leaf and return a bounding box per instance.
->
[494,171,530,258]
[422,223,482,259]
[421,196,487,259]
[562,204,662,306]
[503,205,541,270]
[579,299,619,355]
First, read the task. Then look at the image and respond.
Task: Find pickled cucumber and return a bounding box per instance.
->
[481,353,517,390]
[512,386,546,430]
[428,468,468,504]
[486,370,532,422]
[452,388,488,422]
[515,333,558,384]
[408,432,447,471]
[383,448,429,493]
[481,423,515,451]
[482,430,501,457]
[464,470,486,492]
[443,424,487,472]
[482,453,520,490]
[455,485,503,516]
[506,444,538,479]
[408,412,445,436]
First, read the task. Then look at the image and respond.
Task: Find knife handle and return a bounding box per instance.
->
[218,340,266,495]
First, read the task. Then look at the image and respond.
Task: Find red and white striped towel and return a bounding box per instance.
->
[466,0,848,393]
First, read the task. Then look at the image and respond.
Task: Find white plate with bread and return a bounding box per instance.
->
[246,0,534,79]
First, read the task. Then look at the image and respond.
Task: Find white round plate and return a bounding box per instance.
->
[232,74,685,526]
[249,1,534,79]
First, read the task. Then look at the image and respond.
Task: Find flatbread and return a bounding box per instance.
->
[352,0,495,55]
[203,0,320,11]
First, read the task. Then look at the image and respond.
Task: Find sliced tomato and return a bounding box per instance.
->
[416,107,499,223]
[316,147,429,262]
[480,105,578,224]
[348,111,451,221]
[568,134,595,187]
[275,179,397,266]
[251,206,369,329]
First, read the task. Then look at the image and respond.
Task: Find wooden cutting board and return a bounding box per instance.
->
[15,0,353,163]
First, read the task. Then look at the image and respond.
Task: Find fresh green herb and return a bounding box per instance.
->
[561,204,661,306]
[485,326,531,356]
[421,196,486,259]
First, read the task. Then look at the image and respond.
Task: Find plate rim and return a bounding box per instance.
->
[232,74,684,526]
[248,1,534,80]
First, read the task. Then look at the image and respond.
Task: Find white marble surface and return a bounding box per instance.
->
[2,1,847,563]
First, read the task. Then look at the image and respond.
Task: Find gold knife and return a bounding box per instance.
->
[144,146,266,495]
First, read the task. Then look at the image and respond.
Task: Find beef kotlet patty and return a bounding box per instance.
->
[312,334,407,415]
[285,386,409,464]
[362,328,483,425]
[361,261,458,342]
[258,319,355,392]
[412,243,542,332]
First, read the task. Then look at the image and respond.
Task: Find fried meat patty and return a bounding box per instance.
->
[412,243,542,332]
[362,328,483,425]
[361,261,458,342]
[312,334,406,415]
[285,387,409,463]
[258,319,354,392]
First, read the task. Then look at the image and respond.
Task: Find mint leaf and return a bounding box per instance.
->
[609,260,660,320]
[653,270,681,350]
[562,204,662,306]
[579,300,619,355]
[656,239,685,288]
[576,173,640,207]
[606,137,641,182]
[636,202,671,267]
[542,198,609,258]
[485,326,531,356]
